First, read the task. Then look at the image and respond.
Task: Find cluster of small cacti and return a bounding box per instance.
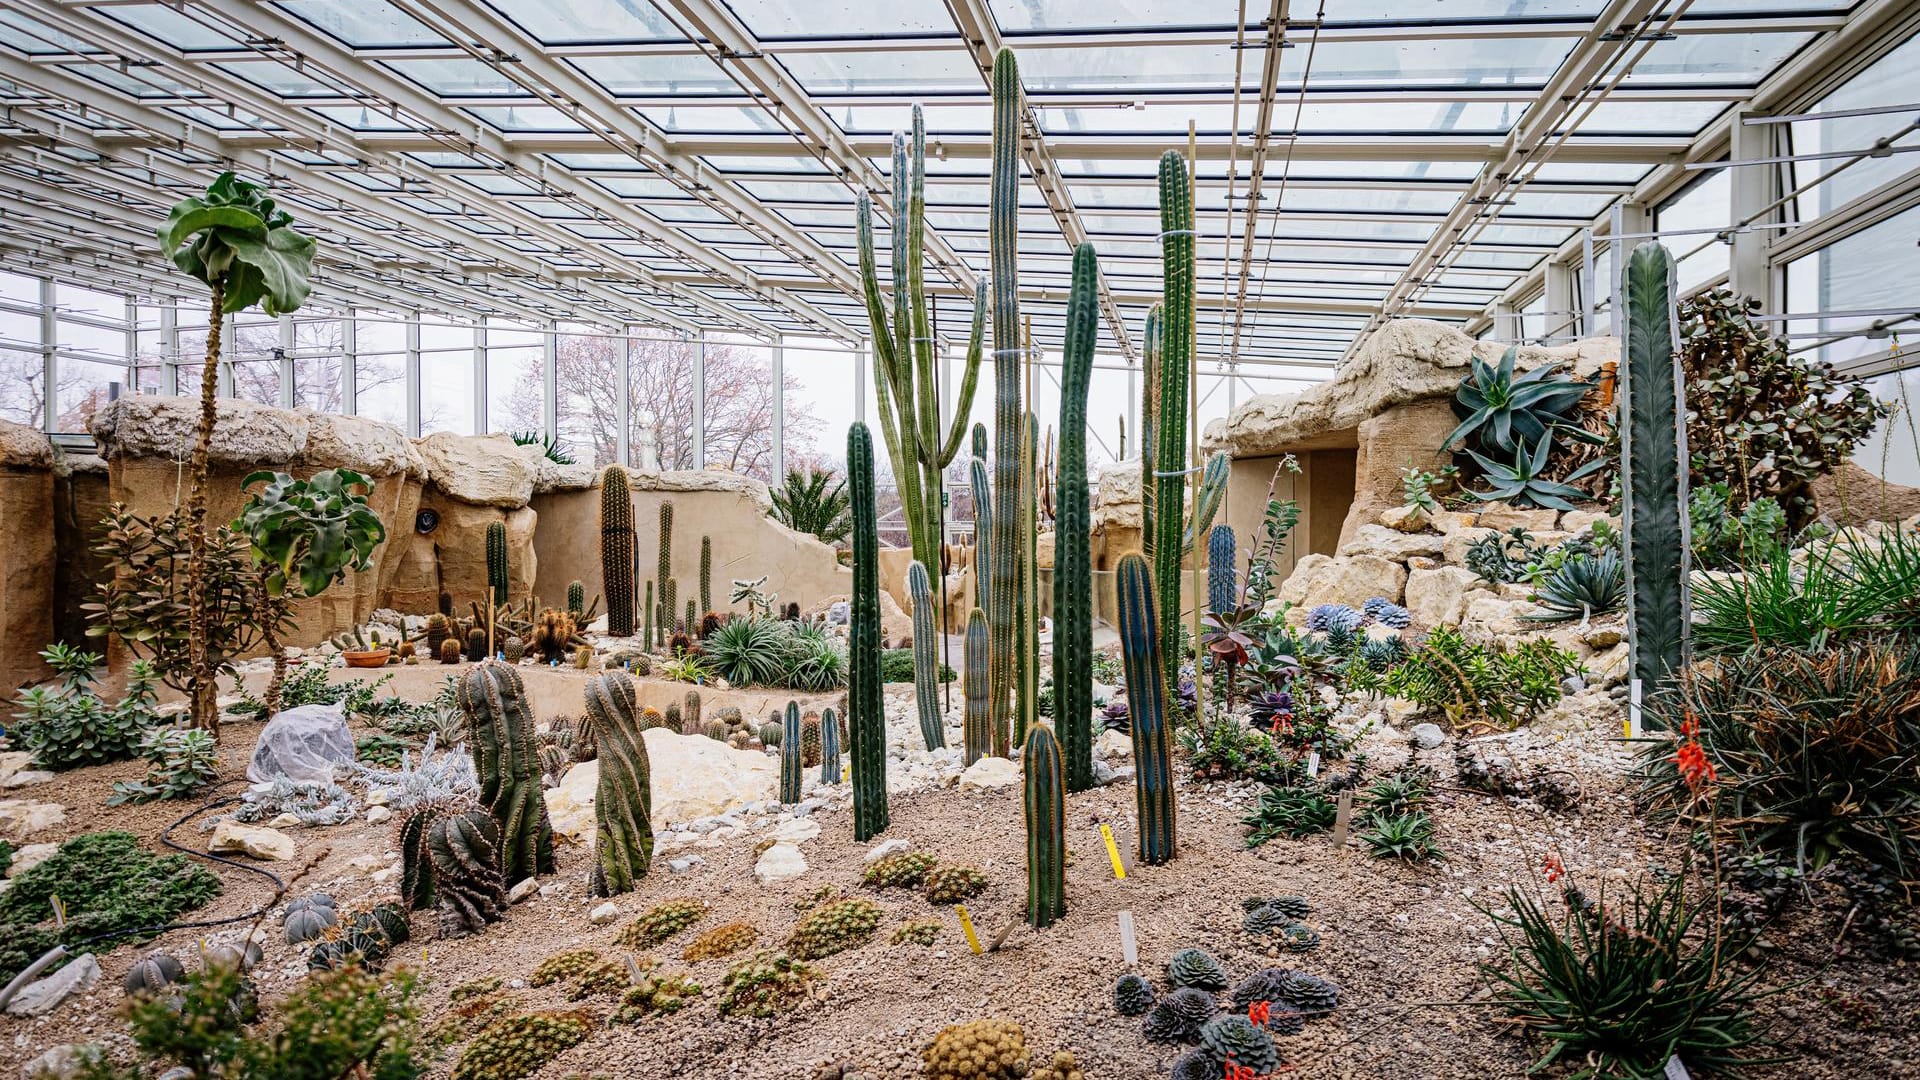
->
[429,808,510,937]
[684,921,758,961]
[529,948,604,988]
[923,864,988,904]
[457,661,555,886]
[307,903,409,972]
[1031,1051,1086,1080]
[923,1019,1029,1080]
[617,898,709,949]
[862,851,937,889]
[612,960,703,1022]
[282,894,338,944]
[716,951,818,1017]
[428,979,513,1044]
[450,1010,594,1080]
[889,920,942,946]
[530,608,577,664]
[786,897,883,960]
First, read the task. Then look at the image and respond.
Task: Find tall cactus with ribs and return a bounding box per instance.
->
[1055,243,1098,792]
[820,706,843,785]
[780,701,803,803]
[699,535,712,616]
[1140,304,1162,561]
[847,423,890,840]
[907,561,945,750]
[601,465,636,637]
[457,660,555,885]
[962,607,991,765]
[1207,525,1237,616]
[656,502,674,646]
[988,47,1029,754]
[1154,151,1194,674]
[1621,242,1690,704]
[1118,554,1177,865]
[584,669,652,896]
[485,520,509,606]
[856,103,986,625]
[1022,721,1067,928]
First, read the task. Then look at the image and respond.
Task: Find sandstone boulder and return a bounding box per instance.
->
[1476,501,1559,533]
[544,728,777,836]
[90,395,308,465]
[1559,510,1618,536]
[959,756,1019,790]
[4,954,99,1017]
[1443,527,1498,567]
[208,821,296,861]
[416,432,537,508]
[1340,523,1446,561]
[754,842,809,885]
[1094,461,1143,530]
[2,417,56,692]
[1277,554,1407,610]
[1405,566,1486,627]
[297,409,422,478]
[1378,504,1430,532]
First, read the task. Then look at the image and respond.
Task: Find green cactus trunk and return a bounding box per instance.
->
[662,578,677,642]
[398,806,439,911]
[1056,243,1097,793]
[684,690,702,734]
[429,808,508,935]
[988,46,1023,763]
[820,706,842,785]
[684,598,696,636]
[962,607,991,765]
[780,700,802,804]
[907,560,945,750]
[1022,721,1067,928]
[1141,303,1161,562]
[1621,242,1691,708]
[970,454,993,622]
[699,536,712,615]
[1017,409,1039,750]
[847,422,890,840]
[601,466,636,637]
[1207,525,1237,616]
[584,670,652,896]
[485,520,508,606]
[1154,152,1194,677]
[567,580,585,619]
[1183,453,1230,557]
[1118,554,1177,865]
[456,660,555,886]
[643,580,654,651]
[656,502,674,644]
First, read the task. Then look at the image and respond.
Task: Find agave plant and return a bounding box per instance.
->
[1526,550,1625,622]
[1444,344,1600,458]
[1467,439,1605,512]
[508,430,575,465]
[769,468,851,547]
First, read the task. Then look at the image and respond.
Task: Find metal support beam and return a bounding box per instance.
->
[691,331,706,469]
[37,276,54,434]
[405,313,421,438]
[1729,107,1778,308]
[341,312,357,417]
[771,337,785,479]
[473,323,489,436]
[543,322,559,441]
[617,325,633,467]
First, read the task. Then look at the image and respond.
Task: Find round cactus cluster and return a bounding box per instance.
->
[786,897,883,960]
[611,960,703,1022]
[1243,894,1311,920]
[863,851,937,889]
[1306,603,1363,634]
[1113,973,1156,1016]
[1030,1050,1086,1080]
[450,1011,594,1080]
[922,1019,1030,1080]
[684,921,759,962]
[889,920,942,946]
[924,864,988,904]
[717,951,818,1017]
[1166,947,1228,991]
[529,949,602,988]
[618,898,709,949]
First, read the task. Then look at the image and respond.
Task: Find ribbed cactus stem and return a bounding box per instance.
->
[780,701,802,803]
[643,580,654,651]
[1017,408,1039,750]
[456,660,555,886]
[699,535,712,615]
[1140,303,1161,561]
[1183,454,1230,556]
[970,453,993,619]
[1154,152,1194,674]
[429,809,508,935]
[962,608,990,766]
[1022,721,1067,928]
[820,706,842,785]
[398,806,438,911]
[584,670,652,896]
[485,520,508,606]
[662,578,677,642]
[1621,241,1691,706]
[988,46,1023,766]
[567,580,585,618]
[907,560,945,750]
[1118,554,1177,865]
[847,422,889,840]
[1056,242,1097,793]
[1207,525,1237,616]
[601,466,636,637]
[684,598,695,636]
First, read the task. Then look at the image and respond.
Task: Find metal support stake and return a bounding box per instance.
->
[617,325,632,467]
[474,322,489,435]
[691,330,706,468]
[542,320,559,441]
[771,336,785,478]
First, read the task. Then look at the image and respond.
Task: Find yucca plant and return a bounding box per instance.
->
[769,468,852,547]
[1527,550,1626,622]
[1468,438,1605,512]
[1445,344,1601,458]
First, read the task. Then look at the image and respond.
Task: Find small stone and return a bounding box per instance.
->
[347,854,386,872]
[371,867,399,885]
[766,817,820,844]
[863,838,911,864]
[508,878,539,904]
[1409,723,1447,750]
[1378,504,1431,533]
[1091,758,1122,786]
[0,799,66,837]
[754,841,809,885]
[4,954,100,1016]
[265,813,302,830]
[3,771,54,789]
[6,842,57,878]
[207,821,295,861]
[958,757,1019,790]
[1093,729,1131,758]
[21,1043,101,1080]
[538,882,565,898]
[668,856,703,873]
[588,902,620,925]
[365,806,392,825]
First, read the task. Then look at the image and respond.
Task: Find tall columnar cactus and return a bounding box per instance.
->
[485,520,509,606]
[962,608,991,765]
[657,501,674,605]
[847,422,889,840]
[567,580,585,619]
[970,454,993,617]
[1183,454,1230,555]
[684,690,701,733]
[429,808,508,936]
[1140,303,1162,561]
[643,580,654,650]
[820,706,842,785]
[1117,554,1177,865]
[601,466,636,637]
[1055,242,1097,793]
[1621,241,1690,707]
[1155,151,1194,675]
[988,46,1024,767]
[856,103,986,594]
[662,579,678,643]
[456,660,555,886]
[1022,721,1067,928]
[699,535,712,615]
[906,561,945,750]
[780,701,802,804]
[1207,525,1237,616]
[583,670,652,896]
[684,598,696,635]
[1017,408,1039,749]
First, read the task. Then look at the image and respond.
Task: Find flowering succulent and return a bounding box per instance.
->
[1247,689,1295,729]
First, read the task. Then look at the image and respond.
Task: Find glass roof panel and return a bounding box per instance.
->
[568,55,741,95]
[725,0,964,37]
[638,105,790,133]
[382,59,527,97]
[99,4,242,51]
[1624,31,1816,86]
[989,1,1608,31]
[467,106,590,132]
[480,0,682,44]
[1018,44,1261,91]
[216,62,337,97]
[775,48,983,93]
[274,1,449,48]
[1299,37,1579,88]
[0,12,100,54]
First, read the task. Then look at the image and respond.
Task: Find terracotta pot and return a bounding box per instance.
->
[342,649,392,669]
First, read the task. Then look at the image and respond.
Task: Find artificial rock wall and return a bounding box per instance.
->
[0,418,56,692]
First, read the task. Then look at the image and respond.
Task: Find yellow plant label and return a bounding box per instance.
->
[955,905,983,954]
[1100,823,1126,880]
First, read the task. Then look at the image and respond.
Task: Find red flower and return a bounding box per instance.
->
[1542,855,1565,884]
[1672,738,1716,791]
[1248,1000,1272,1026]
[1225,1065,1257,1080]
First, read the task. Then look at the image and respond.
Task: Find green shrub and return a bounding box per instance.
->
[10,645,159,770]
[880,649,953,683]
[1381,627,1580,731]
[225,660,401,723]
[1689,483,1790,571]
[108,728,222,805]
[1693,529,1920,653]
[0,831,221,983]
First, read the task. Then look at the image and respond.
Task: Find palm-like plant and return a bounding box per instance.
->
[1526,550,1626,622]
[1445,345,1600,458]
[769,468,852,547]
[1467,439,1605,512]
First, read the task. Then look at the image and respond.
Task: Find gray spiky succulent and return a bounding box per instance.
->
[1142,987,1219,1043]
[1166,947,1228,991]
[227,777,358,826]
[1241,895,1309,919]
[1306,604,1362,634]
[351,733,477,809]
[1362,596,1412,629]
[1199,1014,1281,1075]
[1113,973,1156,1016]
[1264,1005,1307,1036]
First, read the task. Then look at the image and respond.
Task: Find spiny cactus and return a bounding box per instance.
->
[656,501,674,644]
[643,579,654,649]
[439,637,463,665]
[1141,302,1161,561]
[987,46,1023,773]
[786,897,882,960]
[1022,721,1067,928]
[925,1019,1029,1080]
[530,608,575,665]
[684,921,757,962]
[1056,241,1097,792]
[907,560,944,750]
[502,636,525,664]
[1622,241,1690,702]
[891,920,943,946]
[702,719,727,741]
[684,689,702,732]
[618,898,708,949]
[819,706,842,785]
[664,702,682,732]
[426,612,451,657]
[662,578,678,644]
[612,960,702,1021]
[780,701,802,804]
[583,670,652,896]
[573,644,593,670]
[1207,525,1237,616]
[466,627,487,662]
[1155,149,1194,675]
[970,451,993,617]
[566,580,585,619]
[717,951,817,1017]
[846,422,888,841]
[1118,553,1177,864]
[1183,452,1230,557]
[699,534,712,614]
[429,808,508,937]
[863,850,936,889]
[684,597,696,635]
[924,864,987,904]
[963,607,991,765]
[456,660,554,886]
[450,1010,593,1080]
[485,520,509,606]
[397,804,444,911]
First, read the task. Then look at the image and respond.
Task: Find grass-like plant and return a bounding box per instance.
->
[656,654,713,684]
[780,621,847,691]
[1692,528,1920,653]
[703,616,790,686]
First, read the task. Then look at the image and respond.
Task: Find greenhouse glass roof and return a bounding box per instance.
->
[0,0,1874,370]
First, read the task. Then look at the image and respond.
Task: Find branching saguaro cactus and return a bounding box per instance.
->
[820,706,842,785]
[857,103,986,590]
[847,422,889,840]
[699,536,712,615]
[988,46,1025,765]
[1023,721,1067,928]
[907,561,945,750]
[1621,241,1690,705]
[780,701,802,804]
[486,520,509,606]
[430,808,508,937]
[584,670,652,896]
[601,466,636,637]
[1056,242,1098,793]
[1118,554,1177,865]
[963,607,991,766]
[1154,151,1194,673]
[457,660,555,885]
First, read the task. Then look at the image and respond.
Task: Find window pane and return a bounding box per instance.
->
[1783,203,1920,369]
[487,345,542,434]
[556,332,621,468]
[355,353,408,429]
[0,346,43,427]
[56,319,125,360]
[54,359,119,434]
[55,283,124,320]
[627,335,697,470]
[421,351,475,434]
[1791,31,1920,218]
[231,360,281,405]
[1657,169,1730,294]
[0,272,38,305]
[293,319,346,412]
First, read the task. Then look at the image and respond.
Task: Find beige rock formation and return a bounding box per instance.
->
[0,418,55,691]
[544,728,777,834]
[1810,461,1920,525]
[415,431,536,508]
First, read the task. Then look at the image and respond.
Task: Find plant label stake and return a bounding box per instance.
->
[955,905,984,954]
[1099,823,1127,880]
[1305,751,1321,778]
[987,917,1018,953]
[1627,678,1643,739]
[1118,911,1138,965]
[1330,791,1354,847]
[1663,1056,1691,1080]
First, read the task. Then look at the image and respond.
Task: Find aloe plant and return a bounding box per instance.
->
[1526,550,1626,622]
[1466,439,1604,512]
[1444,344,1601,458]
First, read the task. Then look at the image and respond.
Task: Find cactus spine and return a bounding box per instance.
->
[988,46,1024,763]
[1140,303,1162,562]
[907,560,945,750]
[847,422,889,840]
[1621,241,1690,704]
[1207,525,1237,616]
[485,519,508,606]
[780,701,802,804]
[1022,721,1067,928]
[457,660,555,885]
[856,103,986,599]
[1155,151,1194,677]
[429,809,508,936]
[583,670,652,895]
[962,607,991,766]
[601,466,636,637]
[820,706,842,785]
[1056,242,1097,793]
[1118,554,1177,865]
[699,536,712,615]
